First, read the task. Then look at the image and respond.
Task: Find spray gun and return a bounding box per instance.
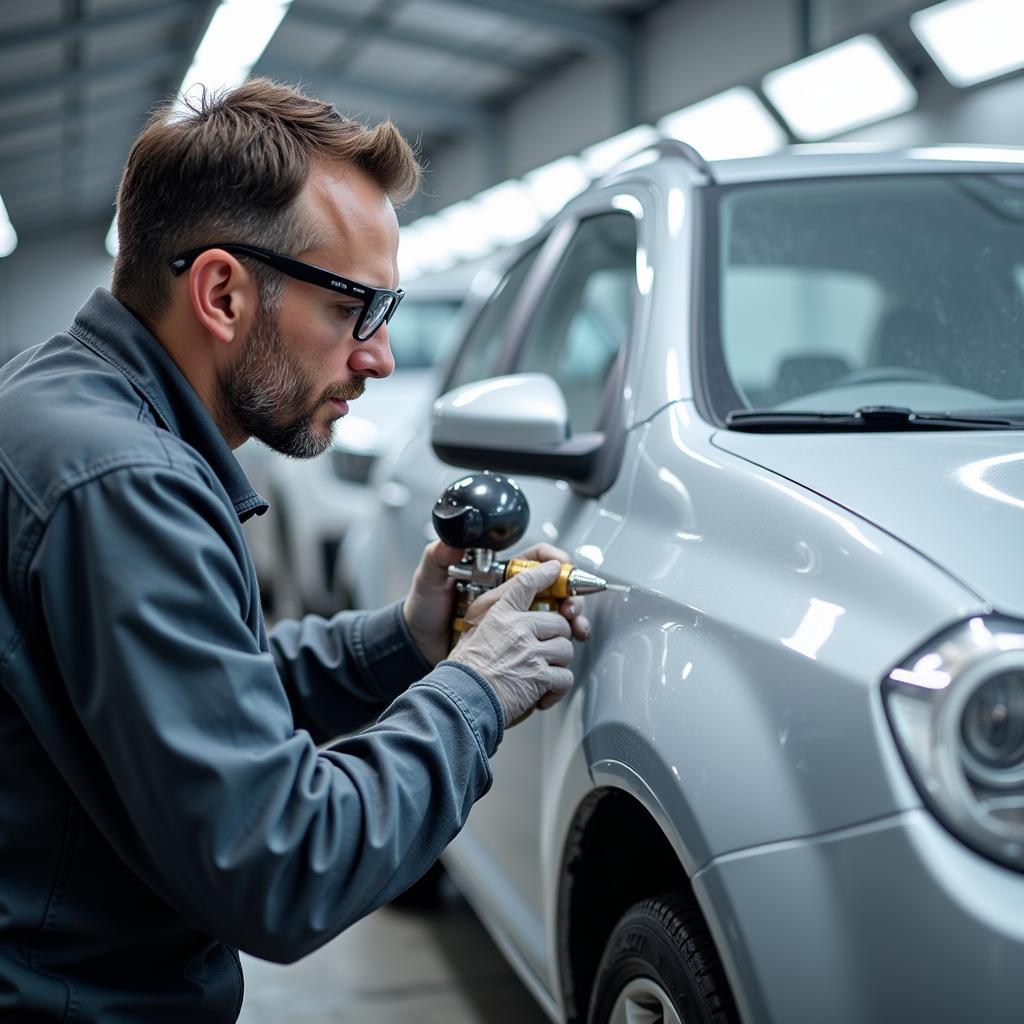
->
[432,472,627,647]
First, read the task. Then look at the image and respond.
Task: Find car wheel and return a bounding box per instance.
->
[588,892,737,1024]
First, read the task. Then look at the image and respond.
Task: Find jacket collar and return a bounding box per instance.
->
[70,288,269,521]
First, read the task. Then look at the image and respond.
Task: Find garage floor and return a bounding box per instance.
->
[237,880,551,1024]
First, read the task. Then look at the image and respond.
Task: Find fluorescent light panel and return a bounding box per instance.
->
[580,124,660,176]
[762,34,917,140]
[176,0,292,113]
[107,0,292,255]
[657,86,787,159]
[911,0,1024,88]
[436,201,495,262]
[0,194,17,258]
[398,216,457,278]
[473,179,543,246]
[523,156,589,219]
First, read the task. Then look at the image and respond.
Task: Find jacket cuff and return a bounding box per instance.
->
[418,661,505,757]
[355,601,434,700]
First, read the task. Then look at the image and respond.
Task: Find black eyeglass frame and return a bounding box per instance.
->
[168,242,404,341]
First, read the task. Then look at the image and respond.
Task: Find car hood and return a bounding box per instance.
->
[711,429,1024,618]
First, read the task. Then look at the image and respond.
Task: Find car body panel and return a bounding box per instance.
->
[694,809,1024,1024]
[560,399,978,852]
[711,429,1024,618]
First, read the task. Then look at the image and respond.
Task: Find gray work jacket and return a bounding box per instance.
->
[0,288,504,1022]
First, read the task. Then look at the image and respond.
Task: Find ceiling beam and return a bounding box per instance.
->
[427,0,639,129]
[260,62,496,133]
[0,148,122,192]
[434,0,631,56]
[0,0,202,53]
[0,50,185,105]
[0,93,152,148]
[290,4,541,76]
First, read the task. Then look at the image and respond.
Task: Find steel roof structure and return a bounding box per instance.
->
[0,0,664,244]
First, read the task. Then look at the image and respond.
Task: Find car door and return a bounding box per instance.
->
[445,203,643,985]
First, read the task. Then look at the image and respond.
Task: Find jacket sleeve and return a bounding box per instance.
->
[29,463,504,963]
[268,601,436,744]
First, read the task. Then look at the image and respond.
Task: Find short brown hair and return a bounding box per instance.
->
[111,78,421,327]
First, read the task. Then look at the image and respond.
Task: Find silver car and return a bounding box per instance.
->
[348,143,1024,1023]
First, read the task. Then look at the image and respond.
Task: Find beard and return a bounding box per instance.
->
[219,304,364,459]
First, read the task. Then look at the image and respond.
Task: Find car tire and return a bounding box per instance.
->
[588,892,737,1024]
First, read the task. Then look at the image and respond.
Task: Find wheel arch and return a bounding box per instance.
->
[555,772,727,1023]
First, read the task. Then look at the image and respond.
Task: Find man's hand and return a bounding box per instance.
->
[515,542,591,642]
[402,541,592,667]
[401,540,466,667]
[452,560,574,727]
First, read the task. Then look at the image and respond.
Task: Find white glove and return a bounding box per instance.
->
[450,560,575,728]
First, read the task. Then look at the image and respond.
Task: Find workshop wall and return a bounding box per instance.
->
[839,63,1024,148]
[642,0,798,119]
[818,0,923,44]
[0,226,112,363]
[505,55,624,180]
[411,0,1024,213]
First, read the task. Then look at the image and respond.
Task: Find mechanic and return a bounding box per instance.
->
[0,78,590,1022]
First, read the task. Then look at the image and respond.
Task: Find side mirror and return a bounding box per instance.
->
[430,374,605,485]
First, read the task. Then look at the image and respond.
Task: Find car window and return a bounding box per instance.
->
[388,298,463,370]
[705,174,1024,418]
[446,245,542,391]
[515,213,638,432]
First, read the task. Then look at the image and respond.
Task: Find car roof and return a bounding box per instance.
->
[596,140,1024,191]
[702,143,1024,185]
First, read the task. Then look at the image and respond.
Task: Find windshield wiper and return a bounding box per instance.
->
[727,405,1024,433]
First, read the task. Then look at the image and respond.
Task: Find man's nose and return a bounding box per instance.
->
[348,324,395,379]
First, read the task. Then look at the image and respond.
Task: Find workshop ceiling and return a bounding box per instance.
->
[0,0,666,245]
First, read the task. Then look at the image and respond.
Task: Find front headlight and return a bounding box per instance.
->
[883,617,1024,870]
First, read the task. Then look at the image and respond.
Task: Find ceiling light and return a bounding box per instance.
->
[473,180,543,246]
[175,0,293,113]
[437,201,495,262]
[523,156,590,219]
[911,0,1024,88]
[762,35,917,140]
[399,216,457,278]
[657,86,788,159]
[0,195,17,258]
[106,0,292,252]
[580,124,660,177]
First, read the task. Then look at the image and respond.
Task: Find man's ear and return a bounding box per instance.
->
[186,249,257,345]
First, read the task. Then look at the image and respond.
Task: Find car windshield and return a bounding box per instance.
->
[702,173,1024,425]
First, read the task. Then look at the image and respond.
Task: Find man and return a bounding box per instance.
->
[0,79,588,1022]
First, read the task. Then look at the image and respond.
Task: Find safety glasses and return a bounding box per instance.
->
[169,242,404,341]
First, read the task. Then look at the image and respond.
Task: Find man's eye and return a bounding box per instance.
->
[336,305,360,319]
